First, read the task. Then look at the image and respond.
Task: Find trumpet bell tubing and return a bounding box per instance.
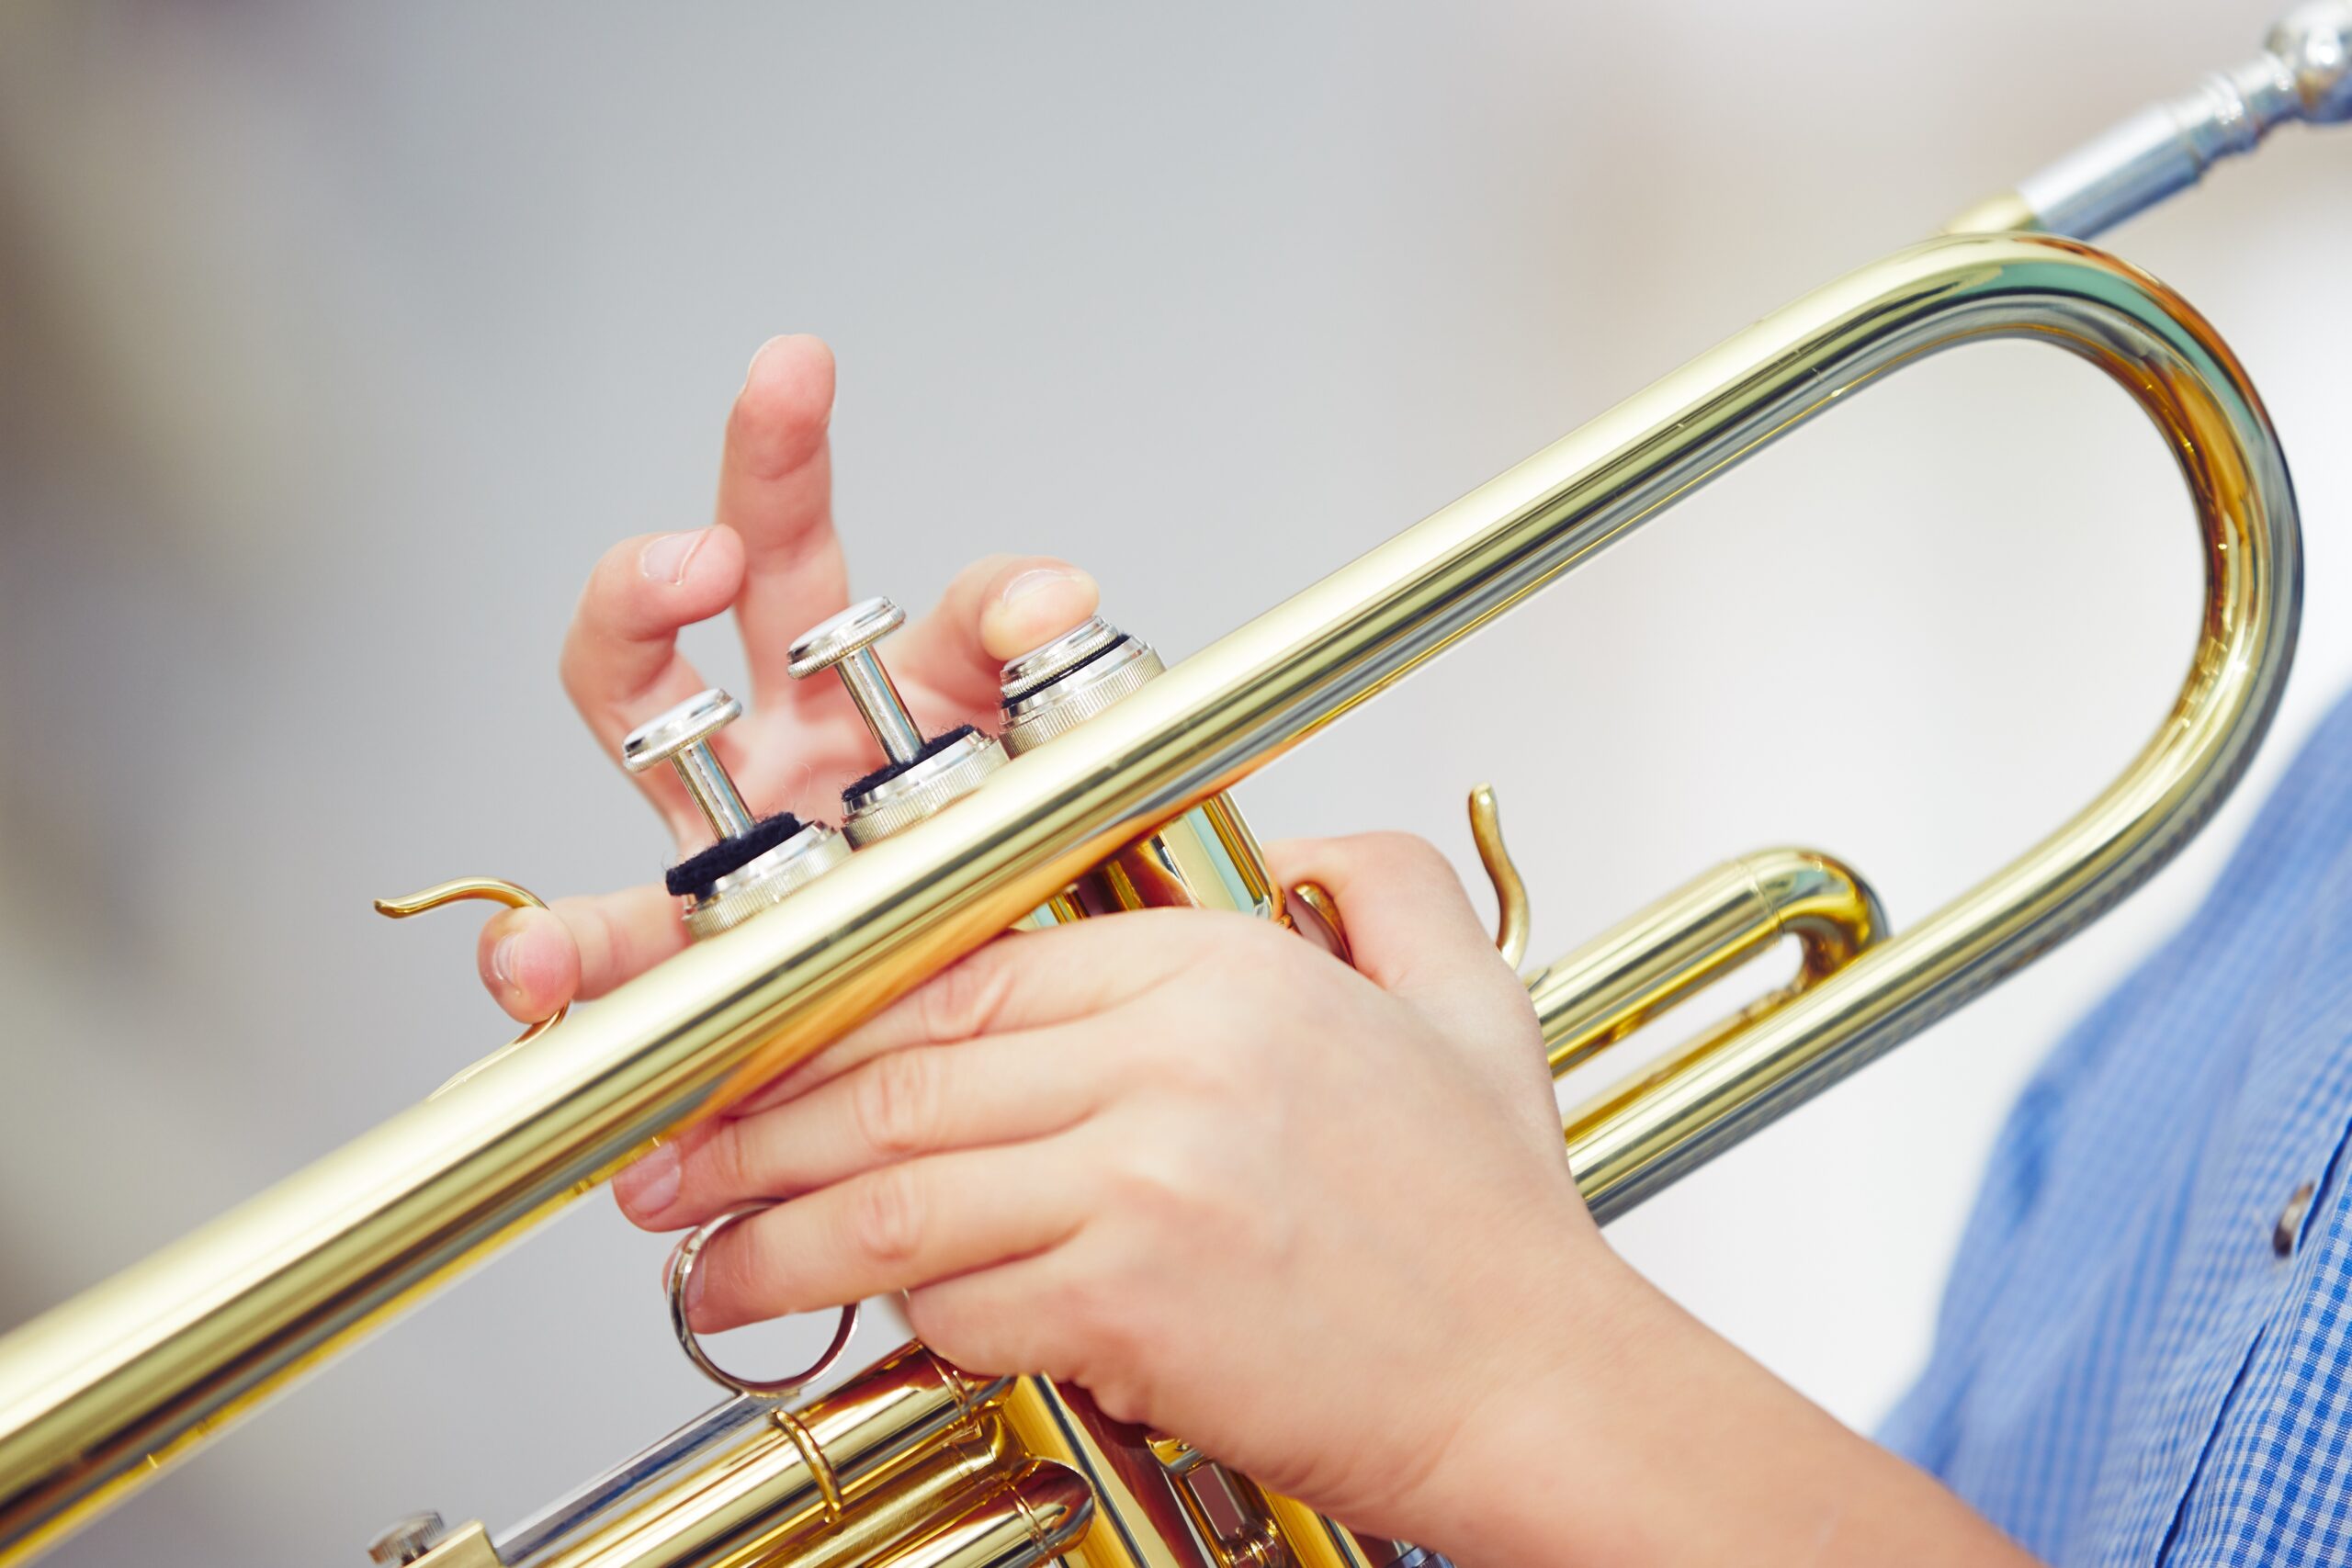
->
[0,231,2300,1564]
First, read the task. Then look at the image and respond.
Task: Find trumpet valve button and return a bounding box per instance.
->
[621,688,757,843]
[788,597,925,766]
[621,688,741,771]
[786,596,908,677]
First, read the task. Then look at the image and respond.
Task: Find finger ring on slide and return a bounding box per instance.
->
[665,1201,861,1398]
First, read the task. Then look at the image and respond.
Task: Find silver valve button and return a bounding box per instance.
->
[622,688,756,842]
[619,687,851,939]
[788,596,1007,846]
[787,597,925,765]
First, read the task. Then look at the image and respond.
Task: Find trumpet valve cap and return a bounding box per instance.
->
[787,596,907,677]
[622,689,743,773]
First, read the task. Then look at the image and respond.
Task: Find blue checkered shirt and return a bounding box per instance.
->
[1881,685,2352,1565]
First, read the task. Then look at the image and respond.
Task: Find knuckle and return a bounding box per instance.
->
[700,1121,754,1199]
[1058,1269,1157,1385]
[1356,829,1448,877]
[918,953,1014,1044]
[581,900,629,980]
[699,1223,779,1326]
[1105,1137,1204,1228]
[1194,913,1295,993]
[1143,1028,1257,1107]
[847,1164,926,1265]
[853,1049,941,1157]
[1089,1376,1152,1427]
[902,1288,974,1367]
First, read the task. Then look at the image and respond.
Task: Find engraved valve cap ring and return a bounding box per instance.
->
[366,1512,447,1565]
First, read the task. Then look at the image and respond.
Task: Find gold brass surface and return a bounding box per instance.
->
[1534,850,1886,1077]
[1468,784,1531,969]
[1029,795,1284,930]
[412,1522,506,1568]
[0,232,2301,1564]
[861,1462,1091,1568]
[1287,881,1350,964]
[743,1422,1018,1568]
[498,1343,1008,1568]
[1943,191,2041,236]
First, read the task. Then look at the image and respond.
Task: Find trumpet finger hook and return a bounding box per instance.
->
[374,876,570,1090]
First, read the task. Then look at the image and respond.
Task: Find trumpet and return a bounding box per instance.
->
[2,7,2344,1567]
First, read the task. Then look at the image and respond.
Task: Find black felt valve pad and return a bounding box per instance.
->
[842,724,979,801]
[667,811,808,897]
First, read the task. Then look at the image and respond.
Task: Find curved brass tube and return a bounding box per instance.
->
[1533,849,1886,1078]
[0,232,2299,1563]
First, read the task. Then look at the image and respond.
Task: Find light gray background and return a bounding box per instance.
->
[1,4,2346,1563]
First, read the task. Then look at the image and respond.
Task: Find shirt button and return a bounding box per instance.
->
[2273,1180,2317,1257]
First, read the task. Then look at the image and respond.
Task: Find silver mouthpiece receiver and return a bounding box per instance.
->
[2271,2,2352,122]
[620,687,851,938]
[1978,1,2352,239]
[999,615,1166,755]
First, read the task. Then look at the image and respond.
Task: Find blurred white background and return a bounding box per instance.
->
[0,3,2345,1563]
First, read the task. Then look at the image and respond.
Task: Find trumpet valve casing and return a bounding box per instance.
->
[1001,617,1283,930]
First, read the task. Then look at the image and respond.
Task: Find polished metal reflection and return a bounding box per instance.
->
[624,688,760,842]
[844,731,1012,849]
[686,823,854,940]
[1946,3,2350,238]
[0,231,2302,1565]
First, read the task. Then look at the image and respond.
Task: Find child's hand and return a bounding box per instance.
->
[612,829,1600,1547]
[475,333,1100,1021]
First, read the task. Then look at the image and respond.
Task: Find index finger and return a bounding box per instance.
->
[559,525,750,840]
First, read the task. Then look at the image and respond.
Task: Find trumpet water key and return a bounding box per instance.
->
[0,7,2341,1566]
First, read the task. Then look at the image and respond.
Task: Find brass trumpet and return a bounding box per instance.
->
[1,7,2343,1566]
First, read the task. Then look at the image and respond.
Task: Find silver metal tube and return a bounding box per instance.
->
[1977,4,2349,239]
[673,739,759,840]
[839,648,925,764]
[493,1398,775,1567]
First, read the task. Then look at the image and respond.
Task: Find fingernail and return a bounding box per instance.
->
[639,528,710,586]
[743,334,784,391]
[617,1141,684,1220]
[489,934,523,994]
[683,1252,706,1315]
[1001,567,1079,605]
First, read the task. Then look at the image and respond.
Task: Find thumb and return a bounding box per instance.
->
[1264,832,1515,1007]
[476,885,689,1023]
